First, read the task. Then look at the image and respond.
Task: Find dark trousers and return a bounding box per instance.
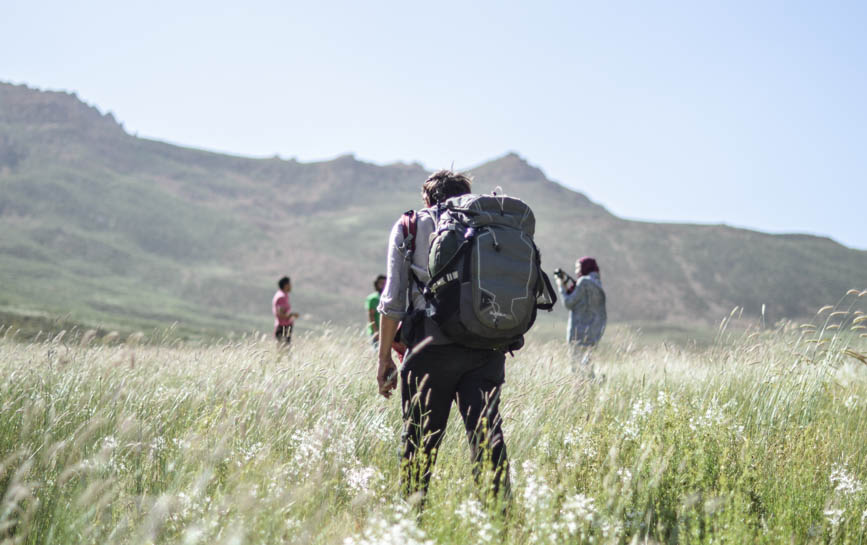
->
[400,343,510,500]
[274,325,293,345]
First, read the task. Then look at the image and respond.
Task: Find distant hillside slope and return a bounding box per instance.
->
[1,82,864,336]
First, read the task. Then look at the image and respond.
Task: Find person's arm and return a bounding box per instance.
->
[368,308,379,335]
[377,316,400,398]
[375,219,411,398]
[276,297,299,321]
[560,278,584,310]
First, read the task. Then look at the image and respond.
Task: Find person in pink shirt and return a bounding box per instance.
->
[273,276,299,345]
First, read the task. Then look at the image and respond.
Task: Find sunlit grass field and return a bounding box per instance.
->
[1,292,866,544]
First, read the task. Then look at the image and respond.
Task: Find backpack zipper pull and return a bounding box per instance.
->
[490,229,501,251]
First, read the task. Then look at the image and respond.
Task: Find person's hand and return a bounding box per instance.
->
[289,312,300,320]
[377,355,398,399]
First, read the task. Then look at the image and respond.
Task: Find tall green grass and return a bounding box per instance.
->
[0,291,866,544]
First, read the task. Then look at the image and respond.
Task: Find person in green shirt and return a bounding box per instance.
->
[366,275,386,344]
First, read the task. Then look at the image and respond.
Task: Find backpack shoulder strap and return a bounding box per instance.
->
[398,210,426,301]
[537,270,558,310]
[533,243,558,311]
[399,210,417,254]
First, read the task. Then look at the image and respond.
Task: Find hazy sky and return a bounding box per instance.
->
[4,1,866,249]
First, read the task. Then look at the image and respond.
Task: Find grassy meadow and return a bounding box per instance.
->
[1,292,867,544]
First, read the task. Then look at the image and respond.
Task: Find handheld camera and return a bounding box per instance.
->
[553,268,575,285]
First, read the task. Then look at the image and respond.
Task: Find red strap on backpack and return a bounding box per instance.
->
[399,210,417,253]
[391,338,407,362]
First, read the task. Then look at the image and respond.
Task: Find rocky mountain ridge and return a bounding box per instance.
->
[1,81,864,336]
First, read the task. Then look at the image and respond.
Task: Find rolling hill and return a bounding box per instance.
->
[1,81,864,338]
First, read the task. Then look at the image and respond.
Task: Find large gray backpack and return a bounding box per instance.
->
[411,193,557,351]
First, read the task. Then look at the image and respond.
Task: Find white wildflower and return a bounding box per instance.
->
[289,427,325,479]
[550,493,597,541]
[621,399,654,440]
[688,403,726,432]
[182,525,206,545]
[535,435,552,457]
[368,414,393,441]
[631,399,654,419]
[171,491,194,522]
[343,465,383,495]
[830,463,863,496]
[656,390,679,414]
[520,461,552,515]
[101,436,127,474]
[77,458,100,471]
[844,395,859,410]
[150,436,167,455]
[455,498,485,522]
[825,508,844,528]
[561,493,596,525]
[344,507,434,545]
[108,456,127,474]
[617,467,633,485]
[289,417,356,480]
[239,441,264,463]
[563,429,598,460]
[599,518,623,539]
[170,492,210,524]
[456,498,494,543]
[267,469,291,498]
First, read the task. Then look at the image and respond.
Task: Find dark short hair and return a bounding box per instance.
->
[422,170,472,205]
[278,276,291,289]
[374,274,386,289]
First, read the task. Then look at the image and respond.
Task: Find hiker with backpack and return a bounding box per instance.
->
[376,170,556,504]
[556,256,607,376]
